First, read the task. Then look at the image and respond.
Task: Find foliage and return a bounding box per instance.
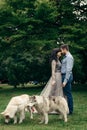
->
[0,0,87,87]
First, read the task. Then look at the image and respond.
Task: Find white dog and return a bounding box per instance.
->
[28,95,69,124]
[1,94,33,124]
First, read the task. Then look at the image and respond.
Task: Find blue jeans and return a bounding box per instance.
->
[62,74,73,114]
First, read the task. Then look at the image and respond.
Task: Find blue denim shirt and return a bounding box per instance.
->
[61,52,74,84]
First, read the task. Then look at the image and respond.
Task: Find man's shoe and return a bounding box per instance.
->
[68,112,73,115]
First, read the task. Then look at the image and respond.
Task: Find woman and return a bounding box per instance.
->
[40,48,63,97]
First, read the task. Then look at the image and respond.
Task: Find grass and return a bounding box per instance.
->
[0,84,87,130]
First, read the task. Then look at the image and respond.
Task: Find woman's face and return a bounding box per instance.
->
[57,51,62,58]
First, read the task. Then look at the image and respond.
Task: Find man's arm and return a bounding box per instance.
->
[63,56,73,87]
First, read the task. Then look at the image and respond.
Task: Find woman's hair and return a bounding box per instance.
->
[50,48,61,62]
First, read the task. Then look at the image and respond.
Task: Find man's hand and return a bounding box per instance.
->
[62,82,66,87]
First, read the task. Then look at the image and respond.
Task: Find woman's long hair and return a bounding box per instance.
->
[50,48,61,63]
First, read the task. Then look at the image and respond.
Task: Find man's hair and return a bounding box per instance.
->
[60,44,69,51]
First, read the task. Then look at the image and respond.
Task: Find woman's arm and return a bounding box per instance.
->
[51,60,56,85]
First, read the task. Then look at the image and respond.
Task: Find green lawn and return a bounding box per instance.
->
[0,84,87,130]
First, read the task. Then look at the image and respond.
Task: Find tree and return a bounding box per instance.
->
[0,0,87,88]
[0,0,58,87]
[54,0,87,83]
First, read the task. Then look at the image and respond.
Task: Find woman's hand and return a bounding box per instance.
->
[52,80,56,86]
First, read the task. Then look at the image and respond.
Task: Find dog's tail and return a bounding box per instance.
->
[0,111,5,115]
[66,103,69,114]
[67,107,69,114]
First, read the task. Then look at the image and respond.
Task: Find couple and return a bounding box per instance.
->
[41,44,74,115]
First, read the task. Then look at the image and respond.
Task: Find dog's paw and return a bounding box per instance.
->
[39,122,43,124]
[14,121,17,124]
[39,121,44,124]
[44,121,48,125]
[44,122,48,125]
[30,116,33,120]
[19,121,23,124]
[64,119,68,122]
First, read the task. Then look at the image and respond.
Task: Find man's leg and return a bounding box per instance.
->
[62,74,73,114]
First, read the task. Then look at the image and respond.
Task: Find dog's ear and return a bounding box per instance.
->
[53,98,55,102]
[53,98,56,102]
[33,95,36,100]
[34,95,36,99]
[5,115,10,119]
[33,95,37,102]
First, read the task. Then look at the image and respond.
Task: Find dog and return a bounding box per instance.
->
[28,95,69,124]
[1,94,33,124]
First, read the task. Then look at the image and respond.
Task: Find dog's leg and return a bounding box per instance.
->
[57,106,68,122]
[63,113,67,122]
[44,113,48,124]
[19,110,25,124]
[29,107,33,119]
[13,115,17,124]
[26,106,33,119]
[39,114,45,124]
[58,114,63,120]
[30,110,33,119]
[59,111,67,122]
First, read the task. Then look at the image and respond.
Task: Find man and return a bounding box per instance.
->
[60,44,74,115]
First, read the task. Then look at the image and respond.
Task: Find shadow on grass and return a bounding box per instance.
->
[72,84,87,92]
[0,84,44,96]
[0,83,87,94]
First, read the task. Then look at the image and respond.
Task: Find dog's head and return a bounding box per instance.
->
[27,95,37,107]
[1,112,11,123]
[30,95,37,103]
[27,95,43,108]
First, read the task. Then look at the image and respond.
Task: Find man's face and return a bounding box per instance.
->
[61,48,65,55]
